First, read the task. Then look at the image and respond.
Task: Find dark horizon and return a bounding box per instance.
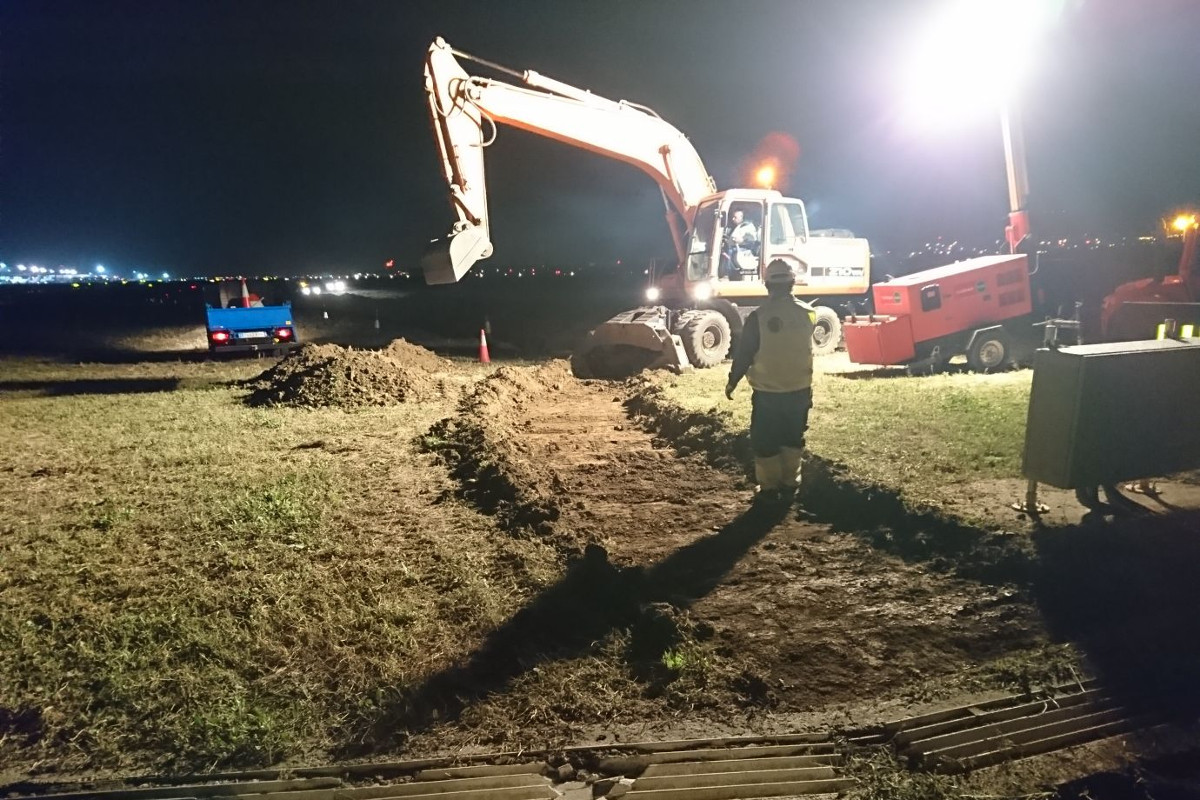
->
[3,0,1199,276]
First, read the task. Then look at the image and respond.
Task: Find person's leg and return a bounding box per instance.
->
[750,391,783,492]
[779,388,812,489]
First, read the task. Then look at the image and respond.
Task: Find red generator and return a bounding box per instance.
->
[843,254,1034,371]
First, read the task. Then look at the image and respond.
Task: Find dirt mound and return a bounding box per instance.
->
[426,362,576,541]
[246,340,451,408]
[381,338,456,373]
[624,379,752,473]
[464,362,574,414]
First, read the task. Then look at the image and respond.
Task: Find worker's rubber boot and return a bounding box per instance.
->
[754,455,784,503]
[781,447,804,490]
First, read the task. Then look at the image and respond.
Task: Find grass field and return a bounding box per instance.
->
[658,357,1034,513]
[0,359,560,773]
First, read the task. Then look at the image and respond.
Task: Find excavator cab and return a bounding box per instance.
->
[676,189,868,304]
[685,195,771,289]
[718,201,764,280]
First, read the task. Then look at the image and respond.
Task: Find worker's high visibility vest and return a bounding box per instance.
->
[747,295,816,393]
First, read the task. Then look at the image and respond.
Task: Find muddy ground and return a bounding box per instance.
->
[429,364,1045,704]
[5,342,1200,795]
[399,359,1200,791]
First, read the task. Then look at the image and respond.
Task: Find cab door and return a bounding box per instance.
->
[767,200,870,294]
[762,201,806,277]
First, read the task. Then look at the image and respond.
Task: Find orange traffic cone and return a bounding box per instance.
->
[479,328,491,364]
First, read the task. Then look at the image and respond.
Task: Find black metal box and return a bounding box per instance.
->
[1022,339,1200,488]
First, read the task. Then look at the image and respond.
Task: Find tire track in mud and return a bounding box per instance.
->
[428,364,1047,709]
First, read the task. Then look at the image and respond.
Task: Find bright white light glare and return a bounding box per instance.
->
[95,265,105,273]
[161,272,170,280]
[692,281,713,301]
[645,286,661,302]
[301,286,313,296]
[311,285,322,295]
[902,0,1059,130]
[324,279,346,293]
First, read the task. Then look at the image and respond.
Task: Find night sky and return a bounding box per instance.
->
[3,0,1199,276]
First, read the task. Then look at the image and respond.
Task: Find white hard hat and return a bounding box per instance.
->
[765,259,796,283]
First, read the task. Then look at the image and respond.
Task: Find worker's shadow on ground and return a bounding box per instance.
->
[346,500,790,756]
[801,451,1200,715]
[1029,508,1200,719]
[0,377,184,396]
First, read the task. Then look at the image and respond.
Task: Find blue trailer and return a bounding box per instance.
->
[206,304,300,355]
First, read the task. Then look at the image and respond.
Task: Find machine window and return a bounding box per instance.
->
[768,205,791,245]
[766,202,806,247]
[920,284,942,312]
[785,203,806,241]
[687,201,720,281]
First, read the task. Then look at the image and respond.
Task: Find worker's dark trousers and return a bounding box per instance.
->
[750,388,812,456]
[750,388,812,490]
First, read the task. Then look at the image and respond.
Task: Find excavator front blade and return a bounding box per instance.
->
[571,306,693,379]
[422,225,494,285]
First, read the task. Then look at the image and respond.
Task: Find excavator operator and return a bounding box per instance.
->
[720,208,760,280]
[724,258,816,503]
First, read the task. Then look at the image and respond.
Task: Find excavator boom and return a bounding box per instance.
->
[423,37,715,284]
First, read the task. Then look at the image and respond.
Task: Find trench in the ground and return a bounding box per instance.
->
[410,367,1048,742]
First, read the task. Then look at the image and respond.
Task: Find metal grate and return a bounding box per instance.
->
[878,681,1155,773]
[604,739,852,799]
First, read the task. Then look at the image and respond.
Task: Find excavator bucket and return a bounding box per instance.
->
[571,307,693,379]
[421,224,494,285]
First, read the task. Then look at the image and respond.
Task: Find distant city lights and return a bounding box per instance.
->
[0,222,1191,291]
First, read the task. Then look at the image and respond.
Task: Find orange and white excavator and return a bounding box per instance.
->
[422,38,871,376]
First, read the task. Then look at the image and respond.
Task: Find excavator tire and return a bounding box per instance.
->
[811,306,842,356]
[679,310,732,368]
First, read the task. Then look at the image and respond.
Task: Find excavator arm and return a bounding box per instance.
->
[423,37,716,284]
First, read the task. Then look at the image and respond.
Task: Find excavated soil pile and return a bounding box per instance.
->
[246,339,452,408]
[427,361,576,543]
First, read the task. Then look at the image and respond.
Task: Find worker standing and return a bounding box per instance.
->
[725,259,816,502]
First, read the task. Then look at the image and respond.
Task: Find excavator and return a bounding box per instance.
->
[422,38,871,377]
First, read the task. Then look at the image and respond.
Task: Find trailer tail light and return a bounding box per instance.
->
[274,327,294,341]
[210,330,232,344]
